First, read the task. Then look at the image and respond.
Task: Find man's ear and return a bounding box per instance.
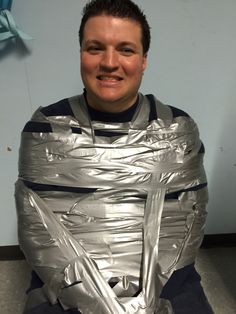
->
[142,54,148,72]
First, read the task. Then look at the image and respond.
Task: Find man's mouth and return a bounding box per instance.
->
[97,75,122,81]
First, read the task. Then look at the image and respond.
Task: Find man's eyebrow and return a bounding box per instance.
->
[118,41,137,47]
[84,40,102,45]
[83,40,137,47]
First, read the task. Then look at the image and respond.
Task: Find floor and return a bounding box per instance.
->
[0,247,236,314]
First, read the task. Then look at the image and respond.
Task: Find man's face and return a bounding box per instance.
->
[80,15,147,112]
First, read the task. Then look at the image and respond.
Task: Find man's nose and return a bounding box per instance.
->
[100,49,119,70]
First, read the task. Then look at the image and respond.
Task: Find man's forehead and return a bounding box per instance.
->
[83,14,142,29]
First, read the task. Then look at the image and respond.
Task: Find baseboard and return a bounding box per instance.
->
[0,233,235,260]
[0,245,25,260]
[201,233,236,248]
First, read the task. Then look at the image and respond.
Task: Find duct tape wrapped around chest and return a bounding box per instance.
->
[18,94,207,313]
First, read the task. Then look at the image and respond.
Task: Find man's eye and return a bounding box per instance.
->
[87,47,102,54]
[120,48,135,55]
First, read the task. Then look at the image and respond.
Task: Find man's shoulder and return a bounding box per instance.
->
[168,105,190,119]
[39,97,74,117]
[22,97,75,133]
[146,94,190,121]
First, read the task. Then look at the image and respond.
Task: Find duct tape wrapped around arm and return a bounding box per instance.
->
[0,0,32,42]
[15,93,208,314]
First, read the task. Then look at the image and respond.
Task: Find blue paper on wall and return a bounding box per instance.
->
[0,1,32,42]
[0,0,13,10]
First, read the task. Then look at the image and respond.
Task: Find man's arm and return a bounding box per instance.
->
[15,180,123,313]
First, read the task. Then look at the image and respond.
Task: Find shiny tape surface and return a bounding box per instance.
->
[16,93,208,313]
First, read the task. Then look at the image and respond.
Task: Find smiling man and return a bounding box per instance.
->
[80,14,147,112]
[16,1,213,314]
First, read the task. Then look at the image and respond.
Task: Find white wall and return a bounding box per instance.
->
[0,0,235,245]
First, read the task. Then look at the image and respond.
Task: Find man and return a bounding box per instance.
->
[15,0,213,313]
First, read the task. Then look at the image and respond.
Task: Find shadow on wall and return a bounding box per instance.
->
[0,38,31,60]
[204,93,236,301]
[206,98,236,234]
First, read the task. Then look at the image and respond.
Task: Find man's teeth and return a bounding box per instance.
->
[99,76,120,81]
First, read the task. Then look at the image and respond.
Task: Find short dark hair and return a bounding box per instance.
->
[79,0,151,55]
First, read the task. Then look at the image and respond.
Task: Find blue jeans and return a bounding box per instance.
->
[24,265,214,314]
[24,282,214,314]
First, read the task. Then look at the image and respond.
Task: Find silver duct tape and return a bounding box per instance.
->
[18,129,205,191]
[16,93,207,313]
[16,181,127,313]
